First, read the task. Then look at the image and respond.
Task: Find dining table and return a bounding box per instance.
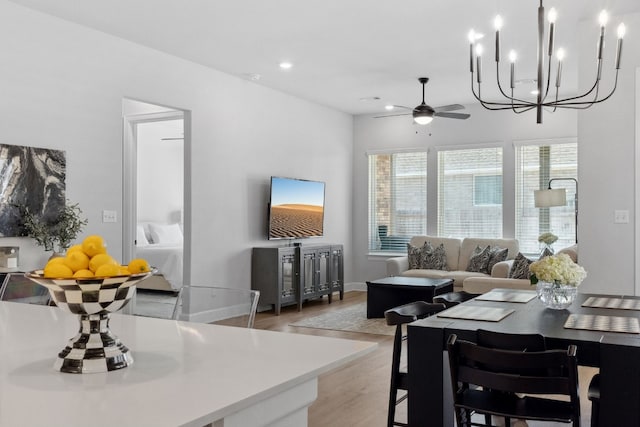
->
[0,300,376,427]
[407,288,640,427]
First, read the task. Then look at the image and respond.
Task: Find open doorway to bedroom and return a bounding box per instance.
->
[123,99,190,317]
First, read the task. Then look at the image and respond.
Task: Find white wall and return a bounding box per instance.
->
[577,12,640,295]
[136,119,184,224]
[352,104,577,283]
[0,1,353,288]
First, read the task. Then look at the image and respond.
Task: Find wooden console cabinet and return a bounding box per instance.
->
[252,244,344,315]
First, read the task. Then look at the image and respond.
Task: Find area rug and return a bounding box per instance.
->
[290,302,395,336]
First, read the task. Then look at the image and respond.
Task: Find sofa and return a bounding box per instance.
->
[386,236,580,294]
[386,236,521,292]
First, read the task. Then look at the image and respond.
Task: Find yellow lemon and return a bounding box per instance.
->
[46,257,66,267]
[82,235,107,258]
[66,244,83,254]
[64,251,90,272]
[94,263,120,277]
[44,263,74,278]
[73,269,94,278]
[119,266,131,276]
[89,253,117,273]
[127,258,150,274]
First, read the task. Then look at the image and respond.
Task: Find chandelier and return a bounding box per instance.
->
[468,0,625,124]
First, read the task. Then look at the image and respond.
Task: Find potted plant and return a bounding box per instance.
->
[16,201,88,255]
[530,253,587,309]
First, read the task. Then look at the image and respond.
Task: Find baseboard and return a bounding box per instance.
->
[345,282,367,292]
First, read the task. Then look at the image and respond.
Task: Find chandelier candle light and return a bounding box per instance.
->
[468,0,626,123]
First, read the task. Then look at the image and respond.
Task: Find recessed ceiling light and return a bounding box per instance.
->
[279,62,293,70]
[530,89,540,95]
[385,105,395,111]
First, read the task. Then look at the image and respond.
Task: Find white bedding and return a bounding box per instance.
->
[135,243,183,290]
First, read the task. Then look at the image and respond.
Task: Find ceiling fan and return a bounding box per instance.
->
[374,77,470,124]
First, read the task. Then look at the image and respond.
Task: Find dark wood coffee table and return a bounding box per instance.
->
[365,276,454,318]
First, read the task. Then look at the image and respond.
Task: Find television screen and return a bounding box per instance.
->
[268,177,325,240]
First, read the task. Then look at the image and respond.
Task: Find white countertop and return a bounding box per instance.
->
[0,301,376,426]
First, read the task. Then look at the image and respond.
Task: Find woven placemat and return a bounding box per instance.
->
[564,313,640,334]
[475,290,537,303]
[437,305,515,322]
[582,296,640,311]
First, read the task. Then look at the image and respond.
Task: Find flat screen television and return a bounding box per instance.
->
[268,176,325,240]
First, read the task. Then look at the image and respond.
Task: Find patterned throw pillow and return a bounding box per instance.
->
[539,247,554,259]
[407,243,423,269]
[485,246,509,274]
[423,242,448,271]
[466,245,492,273]
[509,252,533,279]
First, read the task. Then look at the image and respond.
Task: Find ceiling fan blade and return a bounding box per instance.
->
[434,112,471,120]
[373,113,412,119]
[433,104,465,113]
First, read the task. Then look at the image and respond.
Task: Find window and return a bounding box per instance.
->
[437,147,503,238]
[368,151,427,253]
[515,140,577,254]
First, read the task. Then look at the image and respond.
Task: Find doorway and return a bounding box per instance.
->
[122,99,190,300]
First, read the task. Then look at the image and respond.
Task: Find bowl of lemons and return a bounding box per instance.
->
[25,235,154,374]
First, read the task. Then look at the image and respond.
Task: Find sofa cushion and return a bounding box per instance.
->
[409,236,461,271]
[486,247,509,274]
[557,244,578,263]
[467,245,492,273]
[463,276,533,294]
[423,243,448,270]
[509,252,533,279]
[401,268,489,288]
[407,243,426,270]
[459,238,519,271]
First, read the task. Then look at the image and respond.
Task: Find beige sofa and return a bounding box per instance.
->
[386,236,520,291]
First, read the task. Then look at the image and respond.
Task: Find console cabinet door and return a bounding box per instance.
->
[279,250,297,304]
[300,249,317,300]
[330,245,344,299]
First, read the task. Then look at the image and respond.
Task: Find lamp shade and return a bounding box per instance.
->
[534,188,567,207]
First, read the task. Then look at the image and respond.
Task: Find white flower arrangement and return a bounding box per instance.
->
[538,232,558,245]
[529,253,587,287]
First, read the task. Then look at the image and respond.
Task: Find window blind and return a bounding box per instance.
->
[515,141,577,254]
[368,151,427,253]
[437,147,503,238]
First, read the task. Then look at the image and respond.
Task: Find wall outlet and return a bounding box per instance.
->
[614,210,629,224]
[102,210,117,223]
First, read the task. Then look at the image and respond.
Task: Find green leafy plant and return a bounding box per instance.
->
[16,201,88,252]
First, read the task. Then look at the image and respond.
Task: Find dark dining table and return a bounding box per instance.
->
[407,289,640,427]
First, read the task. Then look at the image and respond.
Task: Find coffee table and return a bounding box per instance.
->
[366,276,454,318]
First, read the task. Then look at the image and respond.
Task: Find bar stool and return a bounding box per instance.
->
[588,374,600,427]
[384,301,446,427]
[433,291,478,308]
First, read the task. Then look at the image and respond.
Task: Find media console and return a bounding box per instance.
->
[251,244,344,315]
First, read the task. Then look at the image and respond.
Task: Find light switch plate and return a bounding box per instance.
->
[614,210,629,224]
[102,210,117,223]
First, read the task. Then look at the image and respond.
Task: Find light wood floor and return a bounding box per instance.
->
[252,290,597,427]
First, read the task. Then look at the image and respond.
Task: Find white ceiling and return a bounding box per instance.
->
[8,0,640,115]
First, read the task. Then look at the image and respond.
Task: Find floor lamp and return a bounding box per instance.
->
[533,178,578,243]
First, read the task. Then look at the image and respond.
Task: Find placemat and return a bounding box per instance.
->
[582,296,640,311]
[564,314,640,334]
[475,290,537,303]
[437,305,515,322]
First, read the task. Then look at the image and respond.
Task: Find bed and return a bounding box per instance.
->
[135,223,183,292]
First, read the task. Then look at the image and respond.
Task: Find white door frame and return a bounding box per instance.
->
[122,109,191,288]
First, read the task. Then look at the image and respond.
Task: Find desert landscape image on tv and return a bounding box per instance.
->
[269,177,325,239]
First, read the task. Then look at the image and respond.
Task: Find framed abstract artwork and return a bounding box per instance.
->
[0,143,66,237]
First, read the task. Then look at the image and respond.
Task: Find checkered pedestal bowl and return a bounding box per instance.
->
[25,270,153,374]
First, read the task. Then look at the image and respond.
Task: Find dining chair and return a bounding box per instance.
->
[588,374,600,427]
[447,334,581,427]
[0,273,51,305]
[384,301,447,427]
[173,285,260,328]
[130,288,182,319]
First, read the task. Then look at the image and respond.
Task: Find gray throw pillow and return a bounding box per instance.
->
[485,246,509,274]
[422,242,448,271]
[407,242,427,269]
[466,245,492,273]
[509,252,533,279]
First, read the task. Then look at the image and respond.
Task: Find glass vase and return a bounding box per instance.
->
[536,281,577,310]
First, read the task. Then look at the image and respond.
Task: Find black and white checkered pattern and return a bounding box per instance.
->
[25,271,153,374]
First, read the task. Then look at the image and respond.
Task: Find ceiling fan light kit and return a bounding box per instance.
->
[468,0,625,124]
[374,77,470,124]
